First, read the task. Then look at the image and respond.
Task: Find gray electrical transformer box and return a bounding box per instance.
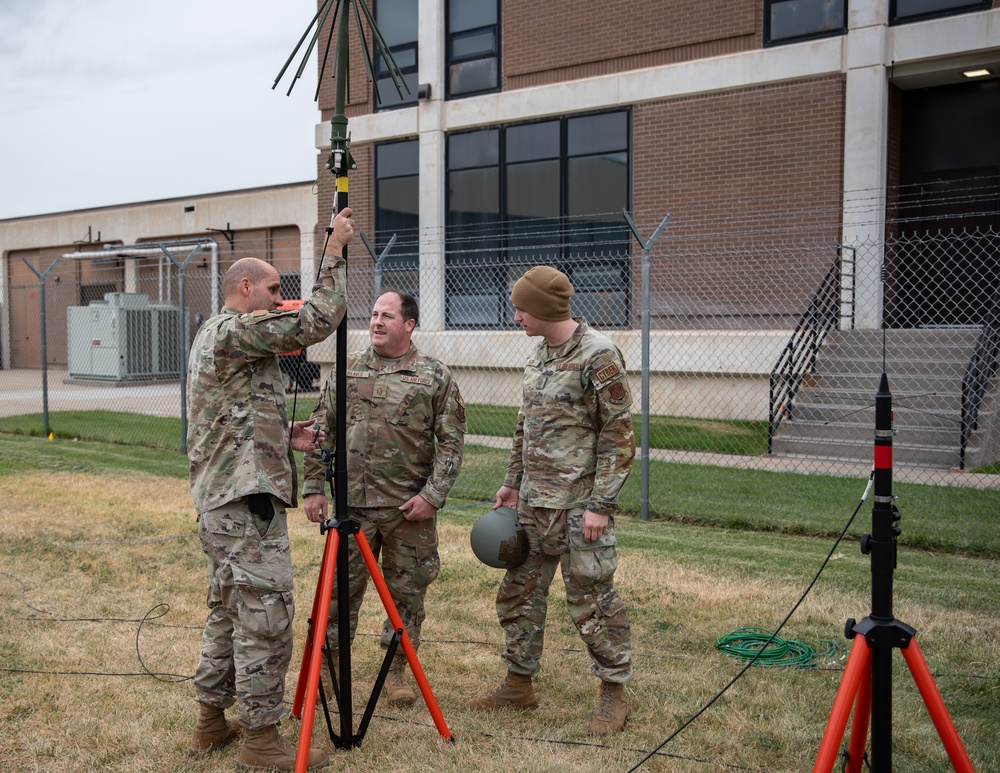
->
[67,293,186,381]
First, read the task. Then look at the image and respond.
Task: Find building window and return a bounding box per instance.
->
[445,110,631,328]
[446,0,499,98]
[374,140,420,298]
[764,0,847,46]
[890,0,991,24]
[374,0,418,110]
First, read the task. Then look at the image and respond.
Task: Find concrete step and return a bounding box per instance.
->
[789,386,964,413]
[770,434,960,467]
[789,402,965,430]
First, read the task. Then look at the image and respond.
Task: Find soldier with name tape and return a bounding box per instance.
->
[467,265,636,735]
[302,289,466,706]
[185,208,355,772]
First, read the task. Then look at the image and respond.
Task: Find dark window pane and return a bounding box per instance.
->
[449,130,499,169]
[567,153,628,216]
[894,0,989,20]
[768,0,846,42]
[506,121,559,163]
[376,47,417,76]
[567,112,628,156]
[449,58,498,96]
[448,167,500,255]
[451,28,496,60]
[377,140,419,178]
[377,176,419,231]
[567,153,630,254]
[376,0,418,46]
[375,72,419,109]
[450,0,497,33]
[507,160,560,262]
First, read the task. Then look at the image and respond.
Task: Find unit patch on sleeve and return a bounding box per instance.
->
[608,382,628,403]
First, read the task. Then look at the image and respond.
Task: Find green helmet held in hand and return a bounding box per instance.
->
[470,506,528,569]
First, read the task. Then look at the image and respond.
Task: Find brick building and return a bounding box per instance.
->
[1,1,998,450]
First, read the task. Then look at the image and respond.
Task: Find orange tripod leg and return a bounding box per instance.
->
[813,635,872,773]
[901,637,976,773]
[354,528,452,741]
[293,529,340,773]
[292,528,338,718]
[845,657,871,773]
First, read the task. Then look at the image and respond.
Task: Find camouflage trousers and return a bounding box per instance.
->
[195,495,294,729]
[496,505,632,683]
[325,506,440,657]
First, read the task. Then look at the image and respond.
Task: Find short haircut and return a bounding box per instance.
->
[222,257,272,298]
[381,289,419,327]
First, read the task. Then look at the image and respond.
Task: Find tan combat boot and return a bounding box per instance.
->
[383,658,416,706]
[188,703,241,757]
[237,723,328,772]
[466,671,538,710]
[589,681,629,735]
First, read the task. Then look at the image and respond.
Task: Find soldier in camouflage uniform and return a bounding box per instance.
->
[302,290,466,706]
[186,208,355,772]
[467,266,635,735]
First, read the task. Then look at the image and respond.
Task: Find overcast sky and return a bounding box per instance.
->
[0,0,323,221]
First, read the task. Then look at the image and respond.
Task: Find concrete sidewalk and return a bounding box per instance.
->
[0,368,183,418]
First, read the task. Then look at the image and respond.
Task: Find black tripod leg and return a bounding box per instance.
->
[357,630,401,741]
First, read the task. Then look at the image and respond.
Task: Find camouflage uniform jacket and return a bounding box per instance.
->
[503,318,635,516]
[186,259,347,513]
[303,343,466,509]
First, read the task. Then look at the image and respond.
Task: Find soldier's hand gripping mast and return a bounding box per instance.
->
[273,5,440,769]
[812,372,975,773]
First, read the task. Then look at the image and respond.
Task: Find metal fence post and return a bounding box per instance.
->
[21,257,61,439]
[159,243,208,452]
[622,210,670,521]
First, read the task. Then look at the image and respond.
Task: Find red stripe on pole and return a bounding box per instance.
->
[874,445,892,469]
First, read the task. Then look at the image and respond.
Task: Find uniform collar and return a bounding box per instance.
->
[540,317,587,360]
[363,343,418,372]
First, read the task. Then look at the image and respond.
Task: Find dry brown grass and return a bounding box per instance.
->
[0,471,996,772]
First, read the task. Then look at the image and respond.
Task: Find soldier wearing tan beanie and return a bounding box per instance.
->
[470,263,635,736]
[509,266,575,321]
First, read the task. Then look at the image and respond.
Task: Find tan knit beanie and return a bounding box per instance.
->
[509,266,575,321]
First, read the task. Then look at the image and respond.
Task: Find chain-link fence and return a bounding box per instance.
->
[2,220,997,555]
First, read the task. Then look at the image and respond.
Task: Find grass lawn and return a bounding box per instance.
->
[0,447,996,772]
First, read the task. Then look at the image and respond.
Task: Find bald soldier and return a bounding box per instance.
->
[302,290,466,706]
[185,208,354,772]
[467,266,636,735]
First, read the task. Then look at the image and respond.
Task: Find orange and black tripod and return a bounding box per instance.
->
[289,513,452,770]
[813,374,975,773]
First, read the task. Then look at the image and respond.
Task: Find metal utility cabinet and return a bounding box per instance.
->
[67,292,185,381]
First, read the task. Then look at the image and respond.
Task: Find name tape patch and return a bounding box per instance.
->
[595,362,622,383]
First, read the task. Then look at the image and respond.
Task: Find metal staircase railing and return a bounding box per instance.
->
[768,250,850,453]
[960,282,1000,469]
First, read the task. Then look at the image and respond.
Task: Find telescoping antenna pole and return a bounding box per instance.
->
[273,4,450,769]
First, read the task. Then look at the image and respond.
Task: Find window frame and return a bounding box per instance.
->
[373,139,421,297]
[373,0,419,111]
[444,109,632,329]
[763,0,849,48]
[445,0,501,100]
[889,0,992,25]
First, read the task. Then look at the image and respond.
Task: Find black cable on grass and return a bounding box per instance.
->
[626,470,875,772]
[0,602,194,682]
